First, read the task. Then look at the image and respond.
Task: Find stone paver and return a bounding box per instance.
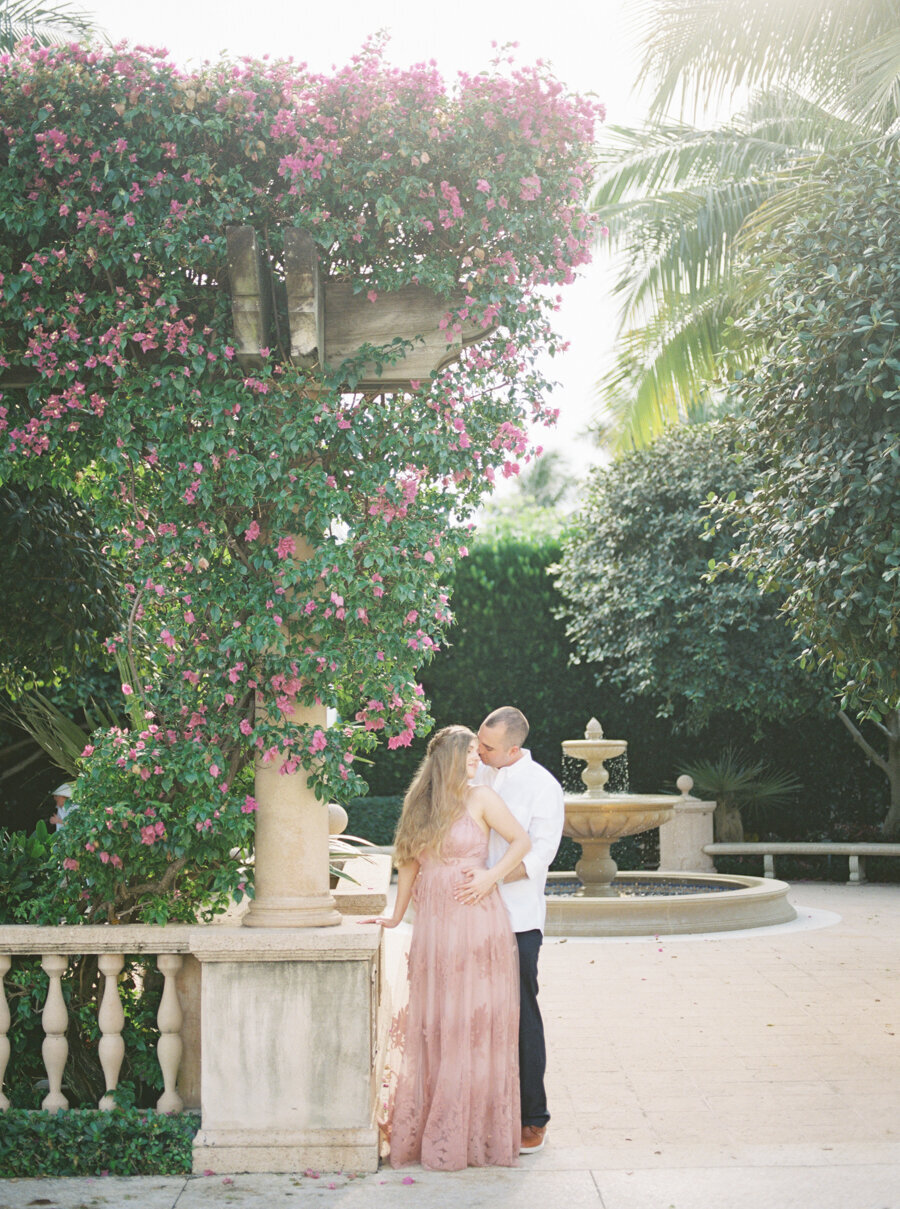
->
[538,883,900,1167]
[1,883,900,1209]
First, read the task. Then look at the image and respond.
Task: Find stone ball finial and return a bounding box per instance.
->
[676,775,694,797]
[328,802,349,836]
[585,718,604,740]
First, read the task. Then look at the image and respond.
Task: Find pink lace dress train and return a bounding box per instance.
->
[387,811,520,1171]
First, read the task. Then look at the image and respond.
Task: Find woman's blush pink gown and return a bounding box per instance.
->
[387,810,520,1170]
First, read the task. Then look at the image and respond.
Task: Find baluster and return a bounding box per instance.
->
[156,954,183,1113]
[0,955,10,1111]
[97,954,125,1111]
[40,954,68,1112]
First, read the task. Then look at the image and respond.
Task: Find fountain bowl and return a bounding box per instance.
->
[564,792,677,841]
[544,871,796,937]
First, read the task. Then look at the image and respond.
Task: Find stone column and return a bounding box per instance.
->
[240,520,340,930]
[243,700,341,929]
[658,776,717,873]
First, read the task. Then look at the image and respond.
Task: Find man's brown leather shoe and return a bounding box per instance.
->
[520,1124,547,1154]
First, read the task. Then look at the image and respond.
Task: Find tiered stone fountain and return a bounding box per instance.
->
[561,718,677,896]
[544,719,796,937]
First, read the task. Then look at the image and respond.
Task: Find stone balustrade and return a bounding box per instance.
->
[0,924,195,1116]
[0,852,393,1173]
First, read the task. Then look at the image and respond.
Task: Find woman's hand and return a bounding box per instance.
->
[359,915,402,928]
[453,867,496,905]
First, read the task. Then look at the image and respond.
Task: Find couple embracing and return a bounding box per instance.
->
[365,706,565,1172]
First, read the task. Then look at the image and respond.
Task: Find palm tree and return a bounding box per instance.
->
[635,0,900,129]
[594,0,900,450]
[0,0,98,50]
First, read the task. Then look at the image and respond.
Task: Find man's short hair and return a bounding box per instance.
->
[483,706,529,748]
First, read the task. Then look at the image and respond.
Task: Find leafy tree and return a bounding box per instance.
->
[0,40,598,920]
[0,1,99,50]
[720,152,900,834]
[555,421,828,732]
[0,484,120,693]
[593,0,900,449]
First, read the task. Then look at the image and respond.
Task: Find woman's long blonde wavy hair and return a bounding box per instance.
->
[392,725,474,864]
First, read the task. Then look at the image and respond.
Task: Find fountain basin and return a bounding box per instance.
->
[544,871,797,937]
[565,793,677,841]
[564,792,680,895]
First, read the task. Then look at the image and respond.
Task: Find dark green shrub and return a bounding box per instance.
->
[2,955,164,1111]
[0,826,165,1110]
[0,1108,198,1177]
[343,796,403,848]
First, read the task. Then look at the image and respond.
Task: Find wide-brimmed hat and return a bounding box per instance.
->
[52,783,73,798]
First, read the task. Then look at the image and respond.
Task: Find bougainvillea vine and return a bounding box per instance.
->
[0,35,601,920]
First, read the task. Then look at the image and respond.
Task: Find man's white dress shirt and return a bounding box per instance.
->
[475,750,565,933]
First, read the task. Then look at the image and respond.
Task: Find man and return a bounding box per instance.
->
[457,705,565,1155]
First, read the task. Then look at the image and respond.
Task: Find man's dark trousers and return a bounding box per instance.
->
[516,927,549,1128]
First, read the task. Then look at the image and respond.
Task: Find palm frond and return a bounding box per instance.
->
[840,27,900,130]
[0,689,89,776]
[0,0,98,49]
[735,176,831,254]
[594,97,847,325]
[590,88,860,451]
[680,745,801,810]
[611,180,770,323]
[594,103,848,208]
[595,285,756,452]
[631,0,900,124]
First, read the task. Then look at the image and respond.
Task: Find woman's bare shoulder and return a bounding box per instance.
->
[466,784,503,809]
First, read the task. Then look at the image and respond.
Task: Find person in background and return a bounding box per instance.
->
[49,782,75,829]
[458,706,565,1155]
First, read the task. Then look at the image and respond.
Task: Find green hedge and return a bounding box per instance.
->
[362,536,602,797]
[356,534,887,844]
[0,1108,199,1177]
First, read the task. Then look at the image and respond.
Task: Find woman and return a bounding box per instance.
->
[364,725,531,1171]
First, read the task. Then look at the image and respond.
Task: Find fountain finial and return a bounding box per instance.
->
[585,717,604,740]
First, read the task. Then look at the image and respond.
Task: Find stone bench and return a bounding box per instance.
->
[704,842,900,884]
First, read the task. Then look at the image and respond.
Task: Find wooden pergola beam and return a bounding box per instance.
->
[226,226,273,370]
[226,225,493,389]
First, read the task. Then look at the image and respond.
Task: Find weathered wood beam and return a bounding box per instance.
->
[225,226,272,369]
[226,225,496,389]
[284,228,324,369]
[0,369,39,392]
[323,282,491,389]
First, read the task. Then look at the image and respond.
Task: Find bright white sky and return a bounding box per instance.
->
[82,0,648,482]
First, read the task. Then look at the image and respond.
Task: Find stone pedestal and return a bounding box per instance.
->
[658,777,716,873]
[191,924,382,1173]
[243,701,341,929]
[575,840,620,897]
